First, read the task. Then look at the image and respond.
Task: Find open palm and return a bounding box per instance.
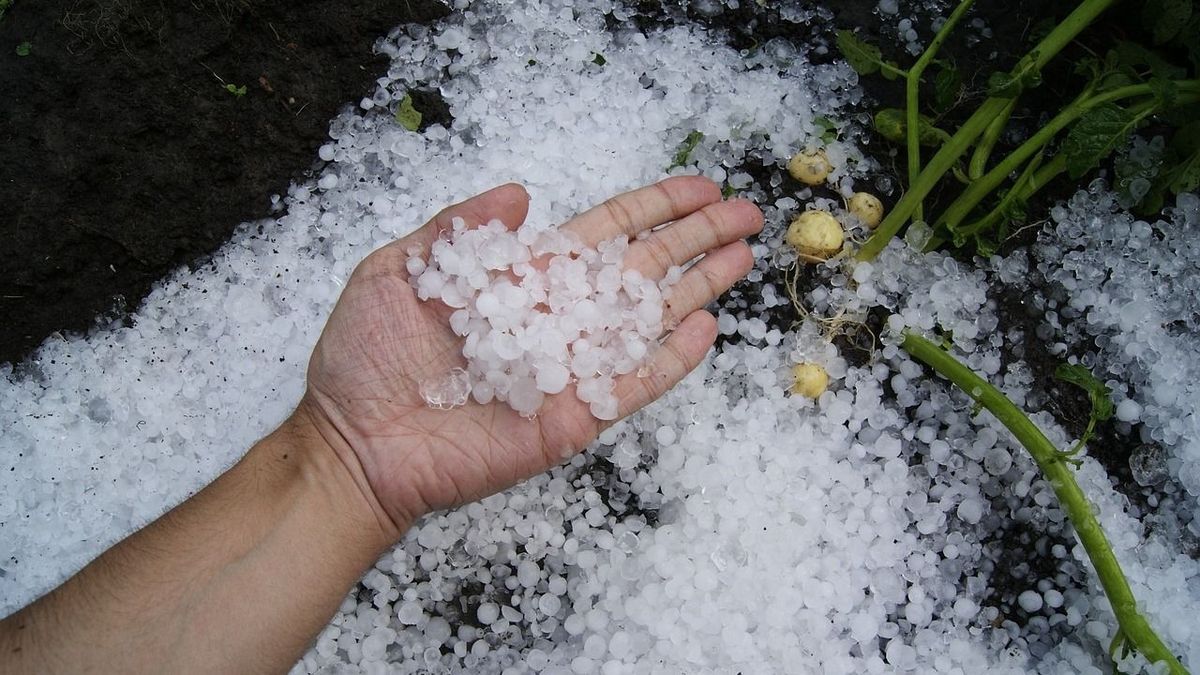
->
[300,177,762,531]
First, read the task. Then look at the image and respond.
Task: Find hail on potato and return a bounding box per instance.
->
[787,148,832,185]
[847,192,885,229]
[786,210,845,263]
[790,362,829,398]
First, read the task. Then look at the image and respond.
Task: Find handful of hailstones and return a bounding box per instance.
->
[406,217,673,420]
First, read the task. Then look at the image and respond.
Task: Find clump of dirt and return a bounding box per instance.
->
[0,0,448,365]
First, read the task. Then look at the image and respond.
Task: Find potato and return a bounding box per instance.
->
[787,149,832,185]
[848,192,885,229]
[790,363,829,398]
[785,210,844,262]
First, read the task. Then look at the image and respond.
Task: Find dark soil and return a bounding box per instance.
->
[0,0,448,366]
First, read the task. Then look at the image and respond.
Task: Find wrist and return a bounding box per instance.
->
[280,399,411,549]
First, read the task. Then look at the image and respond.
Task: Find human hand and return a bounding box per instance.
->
[296,177,763,536]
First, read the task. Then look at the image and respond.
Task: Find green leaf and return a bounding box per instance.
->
[721,183,736,199]
[0,0,13,22]
[1110,41,1187,82]
[15,40,31,57]
[813,115,839,144]
[224,83,247,97]
[987,54,1043,98]
[933,63,962,113]
[668,130,704,169]
[1060,104,1139,179]
[1055,362,1115,454]
[1174,15,1200,71]
[1148,76,1179,107]
[1136,124,1200,216]
[1143,0,1193,44]
[836,30,883,76]
[872,108,949,146]
[880,61,902,81]
[1166,123,1200,194]
[592,53,606,66]
[395,94,422,132]
[874,108,905,142]
[1055,363,1115,424]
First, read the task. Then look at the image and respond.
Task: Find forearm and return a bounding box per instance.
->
[0,406,402,674]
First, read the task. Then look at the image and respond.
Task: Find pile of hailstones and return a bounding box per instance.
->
[406,217,674,419]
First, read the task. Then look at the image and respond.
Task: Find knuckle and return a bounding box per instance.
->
[652,182,682,216]
[699,262,725,297]
[603,198,638,235]
[643,234,676,272]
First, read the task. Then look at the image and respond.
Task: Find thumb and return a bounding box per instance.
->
[405,183,531,251]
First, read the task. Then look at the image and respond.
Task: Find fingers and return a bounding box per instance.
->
[561,175,722,247]
[404,183,531,250]
[661,241,754,327]
[612,310,718,419]
[623,199,762,279]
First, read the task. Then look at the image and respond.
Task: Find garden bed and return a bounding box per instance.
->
[1,0,1197,673]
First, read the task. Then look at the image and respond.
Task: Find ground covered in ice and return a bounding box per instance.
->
[2,0,1198,673]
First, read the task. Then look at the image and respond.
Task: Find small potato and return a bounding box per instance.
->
[787,149,833,185]
[790,363,829,398]
[785,210,844,262]
[847,192,885,229]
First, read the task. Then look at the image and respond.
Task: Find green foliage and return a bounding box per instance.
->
[1055,364,1115,422]
[1178,17,1200,71]
[986,54,1043,98]
[1060,103,1140,178]
[836,30,881,75]
[395,94,422,132]
[835,30,903,80]
[1143,0,1193,44]
[873,108,949,146]
[592,53,606,66]
[668,130,704,170]
[224,83,247,97]
[1055,363,1114,455]
[1111,41,1187,82]
[0,0,13,21]
[854,0,1200,262]
[15,40,31,57]
[932,62,962,113]
[813,116,839,144]
[1162,123,1200,193]
[873,108,905,142]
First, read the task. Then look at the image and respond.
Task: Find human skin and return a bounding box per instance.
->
[0,176,762,674]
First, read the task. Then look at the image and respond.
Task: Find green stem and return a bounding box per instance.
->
[938,83,1199,232]
[938,152,1045,249]
[1068,415,1098,456]
[858,97,1009,259]
[968,97,1016,180]
[901,332,1188,675]
[923,154,1067,251]
[907,0,977,223]
[881,62,910,80]
[857,0,1120,261]
[1026,153,1068,193]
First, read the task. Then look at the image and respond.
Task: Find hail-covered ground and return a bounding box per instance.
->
[1,0,1198,673]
